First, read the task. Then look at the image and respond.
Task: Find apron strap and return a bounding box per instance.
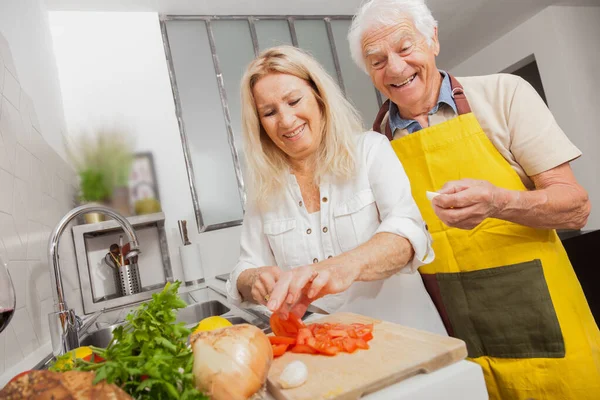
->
[372,73,472,140]
[449,75,472,115]
[372,98,394,140]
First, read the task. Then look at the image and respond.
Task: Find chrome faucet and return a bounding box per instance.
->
[47,204,141,356]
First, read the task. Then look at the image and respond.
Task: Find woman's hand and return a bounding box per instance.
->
[267,263,361,316]
[237,266,282,305]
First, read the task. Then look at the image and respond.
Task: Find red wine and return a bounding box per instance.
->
[0,307,15,333]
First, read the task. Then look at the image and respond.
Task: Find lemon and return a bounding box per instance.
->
[54,346,93,369]
[193,316,232,334]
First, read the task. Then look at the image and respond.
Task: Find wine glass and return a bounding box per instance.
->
[0,255,16,334]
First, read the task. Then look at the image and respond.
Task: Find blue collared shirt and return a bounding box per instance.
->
[388,70,457,134]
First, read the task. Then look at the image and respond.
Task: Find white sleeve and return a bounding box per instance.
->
[365,132,434,272]
[225,201,277,307]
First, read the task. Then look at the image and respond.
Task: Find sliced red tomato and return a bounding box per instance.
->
[296,328,313,345]
[356,338,370,350]
[267,320,374,357]
[341,338,358,353]
[272,343,289,357]
[269,336,296,345]
[270,312,305,338]
[314,342,340,356]
[355,324,374,335]
[327,329,348,338]
[291,344,318,354]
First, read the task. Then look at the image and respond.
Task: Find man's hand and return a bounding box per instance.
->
[432,179,505,229]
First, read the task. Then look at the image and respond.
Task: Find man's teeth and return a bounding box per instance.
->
[283,125,305,138]
[391,74,416,88]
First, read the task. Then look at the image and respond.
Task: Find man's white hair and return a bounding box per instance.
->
[348,0,438,73]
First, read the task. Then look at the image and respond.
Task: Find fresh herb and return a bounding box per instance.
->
[51,281,207,399]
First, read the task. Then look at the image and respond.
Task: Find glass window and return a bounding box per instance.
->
[164,20,244,229]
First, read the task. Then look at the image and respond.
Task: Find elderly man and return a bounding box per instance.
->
[349,0,600,399]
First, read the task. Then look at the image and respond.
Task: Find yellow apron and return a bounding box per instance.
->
[382,83,600,399]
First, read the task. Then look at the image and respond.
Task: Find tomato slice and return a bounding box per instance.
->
[315,342,340,356]
[356,339,370,350]
[341,338,358,353]
[275,320,374,357]
[291,344,318,354]
[327,329,348,338]
[296,328,313,345]
[272,343,289,357]
[269,336,296,345]
[270,312,305,337]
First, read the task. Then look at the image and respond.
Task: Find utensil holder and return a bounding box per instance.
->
[115,263,142,296]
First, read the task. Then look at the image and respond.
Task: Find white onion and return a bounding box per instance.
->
[190,324,273,400]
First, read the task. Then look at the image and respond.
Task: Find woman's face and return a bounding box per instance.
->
[252,73,323,163]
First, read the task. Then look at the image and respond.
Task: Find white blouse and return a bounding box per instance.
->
[226,132,440,326]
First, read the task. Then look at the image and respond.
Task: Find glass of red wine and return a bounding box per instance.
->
[0,255,16,334]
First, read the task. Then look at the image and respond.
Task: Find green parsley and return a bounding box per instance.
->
[51,281,208,400]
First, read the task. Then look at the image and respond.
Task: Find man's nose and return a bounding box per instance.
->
[387,52,407,75]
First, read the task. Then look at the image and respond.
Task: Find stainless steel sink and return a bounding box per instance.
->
[79,323,122,348]
[76,300,237,349]
[176,300,230,326]
[33,291,270,371]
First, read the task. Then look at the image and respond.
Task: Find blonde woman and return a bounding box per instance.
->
[226,46,445,333]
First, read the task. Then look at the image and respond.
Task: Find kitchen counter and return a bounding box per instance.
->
[1,278,488,399]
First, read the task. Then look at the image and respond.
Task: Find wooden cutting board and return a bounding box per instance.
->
[267,312,467,400]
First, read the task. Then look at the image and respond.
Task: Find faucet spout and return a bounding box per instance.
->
[47,203,141,356]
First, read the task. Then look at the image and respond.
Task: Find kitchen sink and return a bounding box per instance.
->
[33,293,269,371]
[77,300,236,350]
[176,300,230,326]
[80,324,122,348]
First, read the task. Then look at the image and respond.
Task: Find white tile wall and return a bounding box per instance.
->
[0,33,78,375]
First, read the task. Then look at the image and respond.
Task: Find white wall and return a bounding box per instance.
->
[450,5,600,229]
[0,0,68,160]
[49,12,242,283]
[0,0,79,379]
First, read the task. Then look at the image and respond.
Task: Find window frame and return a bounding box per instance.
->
[159,15,382,233]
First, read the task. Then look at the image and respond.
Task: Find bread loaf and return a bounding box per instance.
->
[0,370,131,399]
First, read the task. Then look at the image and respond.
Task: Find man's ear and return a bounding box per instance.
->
[432,27,440,56]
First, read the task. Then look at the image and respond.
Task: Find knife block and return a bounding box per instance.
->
[179,243,205,286]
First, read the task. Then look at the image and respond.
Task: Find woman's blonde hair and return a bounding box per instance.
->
[240,45,363,209]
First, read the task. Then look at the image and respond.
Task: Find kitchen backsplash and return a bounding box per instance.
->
[0,32,80,375]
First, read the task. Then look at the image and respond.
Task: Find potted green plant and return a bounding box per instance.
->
[66,127,134,223]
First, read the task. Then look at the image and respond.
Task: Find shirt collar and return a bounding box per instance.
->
[388,70,458,134]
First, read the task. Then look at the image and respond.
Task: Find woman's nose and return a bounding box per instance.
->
[278,108,295,128]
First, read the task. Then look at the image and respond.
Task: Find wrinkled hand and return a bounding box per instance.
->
[432,179,504,229]
[238,266,282,306]
[267,263,361,318]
